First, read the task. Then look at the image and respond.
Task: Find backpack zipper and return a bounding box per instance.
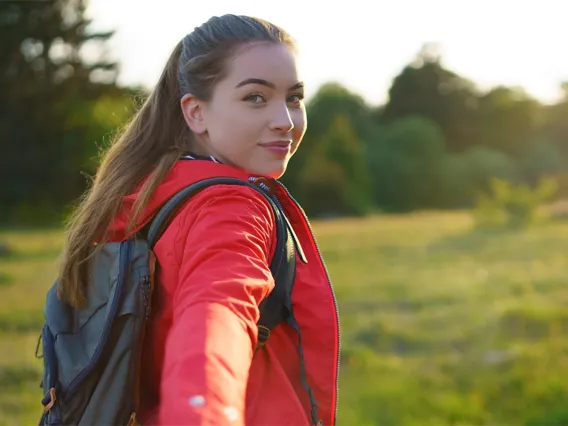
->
[131,272,154,421]
[141,274,153,320]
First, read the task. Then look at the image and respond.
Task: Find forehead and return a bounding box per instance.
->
[222,42,301,87]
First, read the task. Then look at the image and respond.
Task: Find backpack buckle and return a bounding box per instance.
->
[43,387,57,412]
[127,412,140,426]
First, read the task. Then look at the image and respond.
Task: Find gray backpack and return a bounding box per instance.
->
[37,177,300,426]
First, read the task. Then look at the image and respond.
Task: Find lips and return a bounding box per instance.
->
[259,140,292,148]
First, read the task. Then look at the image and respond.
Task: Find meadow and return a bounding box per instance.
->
[2,211,568,425]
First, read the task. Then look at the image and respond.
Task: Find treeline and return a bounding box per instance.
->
[2,1,567,223]
[1,0,139,223]
[282,46,568,217]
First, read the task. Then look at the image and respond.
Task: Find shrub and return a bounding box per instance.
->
[473,177,558,229]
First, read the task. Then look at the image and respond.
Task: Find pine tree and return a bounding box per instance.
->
[1,0,123,223]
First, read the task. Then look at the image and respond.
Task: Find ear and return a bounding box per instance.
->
[180,93,207,134]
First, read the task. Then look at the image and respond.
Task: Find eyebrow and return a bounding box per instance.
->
[235,78,304,91]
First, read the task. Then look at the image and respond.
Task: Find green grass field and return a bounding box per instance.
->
[2,211,568,426]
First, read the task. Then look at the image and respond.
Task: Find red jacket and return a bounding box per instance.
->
[108,158,340,426]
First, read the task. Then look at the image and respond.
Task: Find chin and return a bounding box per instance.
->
[250,159,288,179]
[256,168,285,179]
[266,163,288,179]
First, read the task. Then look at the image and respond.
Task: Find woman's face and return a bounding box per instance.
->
[181,42,307,178]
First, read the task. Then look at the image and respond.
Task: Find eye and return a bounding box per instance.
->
[243,93,266,105]
[287,93,304,105]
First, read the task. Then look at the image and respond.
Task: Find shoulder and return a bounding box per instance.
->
[170,181,277,249]
[186,182,275,222]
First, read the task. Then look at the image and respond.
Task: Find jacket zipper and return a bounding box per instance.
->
[275,180,342,425]
[248,176,342,424]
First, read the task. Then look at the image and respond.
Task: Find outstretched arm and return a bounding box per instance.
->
[158,185,276,425]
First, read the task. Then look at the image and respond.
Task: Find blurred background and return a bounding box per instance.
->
[1,0,568,425]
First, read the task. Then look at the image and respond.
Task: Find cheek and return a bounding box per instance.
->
[209,106,250,140]
[292,109,307,140]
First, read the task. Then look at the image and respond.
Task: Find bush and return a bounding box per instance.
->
[473,177,558,229]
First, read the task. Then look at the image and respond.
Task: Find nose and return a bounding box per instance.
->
[269,103,294,133]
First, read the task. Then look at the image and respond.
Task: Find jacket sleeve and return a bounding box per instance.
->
[157,185,276,425]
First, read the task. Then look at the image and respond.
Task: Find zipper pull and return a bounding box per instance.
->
[141,276,152,319]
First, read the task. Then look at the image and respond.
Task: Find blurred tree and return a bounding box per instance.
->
[0,0,132,223]
[369,115,449,211]
[540,82,568,161]
[462,146,519,193]
[297,114,372,217]
[302,82,376,143]
[282,82,376,195]
[436,153,472,208]
[519,138,566,185]
[474,86,541,158]
[380,43,479,153]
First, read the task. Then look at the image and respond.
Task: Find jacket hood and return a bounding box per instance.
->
[106,159,254,242]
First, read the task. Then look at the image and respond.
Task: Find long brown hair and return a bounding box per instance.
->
[57,15,294,307]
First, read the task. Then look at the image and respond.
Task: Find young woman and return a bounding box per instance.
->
[57,14,340,426]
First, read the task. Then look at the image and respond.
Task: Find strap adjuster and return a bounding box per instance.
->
[256,325,271,349]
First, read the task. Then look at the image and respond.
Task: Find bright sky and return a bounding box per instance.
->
[85,0,567,106]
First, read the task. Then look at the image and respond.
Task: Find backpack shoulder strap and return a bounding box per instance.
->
[146,177,296,347]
